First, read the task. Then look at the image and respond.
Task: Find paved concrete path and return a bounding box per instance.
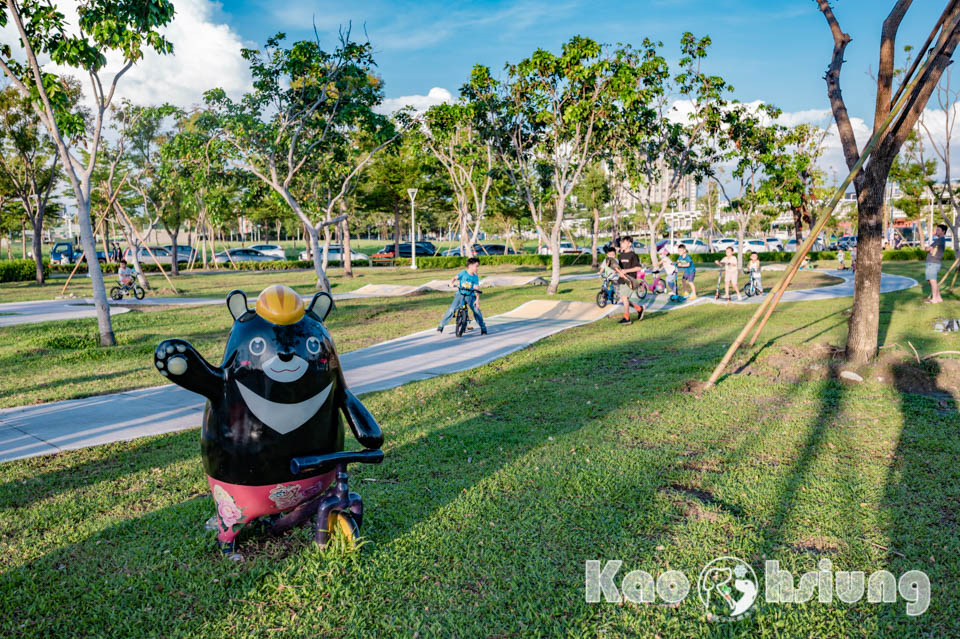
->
[0,297,223,327]
[0,300,613,462]
[0,272,588,325]
[0,270,917,463]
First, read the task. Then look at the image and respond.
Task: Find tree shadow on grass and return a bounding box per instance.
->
[0,310,740,638]
[881,331,960,636]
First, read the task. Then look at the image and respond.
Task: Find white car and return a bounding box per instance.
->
[298,244,369,262]
[713,237,738,252]
[673,238,712,254]
[765,237,784,252]
[249,244,286,259]
[538,241,583,255]
[740,238,769,253]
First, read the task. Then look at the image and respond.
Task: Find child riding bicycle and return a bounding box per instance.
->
[747,251,763,294]
[117,260,136,290]
[438,256,488,335]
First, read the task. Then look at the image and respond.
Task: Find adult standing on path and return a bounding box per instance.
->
[925,223,948,304]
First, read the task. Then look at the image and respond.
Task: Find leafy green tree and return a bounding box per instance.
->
[0,0,174,345]
[764,123,828,243]
[889,130,936,247]
[203,30,398,292]
[714,102,783,269]
[473,36,640,294]
[421,102,494,256]
[0,82,76,282]
[611,33,729,262]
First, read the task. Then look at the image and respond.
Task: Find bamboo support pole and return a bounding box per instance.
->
[115,202,179,294]
[706,20,956,386]
[938,255,959,286]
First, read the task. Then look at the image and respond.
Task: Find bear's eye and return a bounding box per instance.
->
[306,336,321,355]
[249,337,266,356]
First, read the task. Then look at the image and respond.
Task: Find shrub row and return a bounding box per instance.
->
[0,258,48,282]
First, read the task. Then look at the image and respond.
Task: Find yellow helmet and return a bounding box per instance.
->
[256,284,304,325]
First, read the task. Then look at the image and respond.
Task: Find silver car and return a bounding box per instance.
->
[298,244,369,261]
[249,244,286,259]
[213,248,276,264]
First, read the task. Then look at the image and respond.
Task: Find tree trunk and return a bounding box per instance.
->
[168,225,180,277]
[77,194,115,345]
[321,216,331,272]
[736,220,747,270]
[845,179,885,365]
[591,206,599,268]
[546,202,564,295]
[393,204,401,258]
[31,228,44,285]
[307,227,331,293]
[21,218,26,259]
[341,203,354,277]
[792,207,804,243]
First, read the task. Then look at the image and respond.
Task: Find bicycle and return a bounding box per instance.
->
[742,272,763,297]
[454,287,480,337]
[634,268,668,299]
[595,275,619,308]
[110,280,145,301]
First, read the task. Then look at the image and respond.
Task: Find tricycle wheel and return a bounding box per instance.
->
[326,511,359,549]
[109,286,122,301]
[595,291,607,308]
[654,280,666,295]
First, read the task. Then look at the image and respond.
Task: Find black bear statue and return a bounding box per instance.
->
[154,284,383,555]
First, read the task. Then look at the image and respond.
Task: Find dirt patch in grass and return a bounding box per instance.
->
[791,535,847,556]
[680,379,712,396]
[867,354,960,398]
[660,484,724,522]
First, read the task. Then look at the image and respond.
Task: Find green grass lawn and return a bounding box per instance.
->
[1,263,958,637]
[0,267,837,408]
[0,262,597,304]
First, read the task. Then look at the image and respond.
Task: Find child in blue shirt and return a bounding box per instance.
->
[675,244,697,300]
[438,256,488,334]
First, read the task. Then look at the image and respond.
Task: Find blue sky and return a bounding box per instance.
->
[215,0,947,122]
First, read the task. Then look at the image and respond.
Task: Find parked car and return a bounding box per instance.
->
[765,237,784,252]
[538,241,583,256]
[372,242,437,260]
[123,246,174,265]
[478,244,519,255]
[161,244,196,263]
[50,242,106,265]
[298,244,369,262]
[213,247,275,264]
[740,238,769,253]
[712,237,738,252]
[602,240,646,253]
[250,244,286,259]
[672,238,711,253]
[440,244,483,257]
[784,237,825,252]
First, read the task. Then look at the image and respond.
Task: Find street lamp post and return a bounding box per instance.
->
[407,188,418,270]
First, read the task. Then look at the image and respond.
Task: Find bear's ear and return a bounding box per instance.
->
[307,291,334,322]
[226,290,249,320]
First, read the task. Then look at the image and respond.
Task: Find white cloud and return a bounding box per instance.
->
[1,0,252,109]
[375,87,453,115]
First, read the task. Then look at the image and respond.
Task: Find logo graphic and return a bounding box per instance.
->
[697,556,759,621]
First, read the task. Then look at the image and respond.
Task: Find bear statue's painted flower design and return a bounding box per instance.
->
[213,484,244,531]
[268,483,304,510]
